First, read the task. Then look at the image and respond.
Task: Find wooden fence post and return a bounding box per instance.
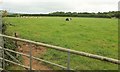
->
[14,33,18,48]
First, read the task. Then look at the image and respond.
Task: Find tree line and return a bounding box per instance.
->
[2,10,120,18]
[48,11,120,18]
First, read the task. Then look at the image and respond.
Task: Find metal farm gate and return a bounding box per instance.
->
[0,34,119,71]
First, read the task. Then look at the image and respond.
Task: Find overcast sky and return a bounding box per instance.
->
[0,0,119,14]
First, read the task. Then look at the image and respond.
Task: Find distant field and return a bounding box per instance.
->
[4,17,118,70]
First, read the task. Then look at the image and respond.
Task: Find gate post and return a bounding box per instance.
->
[0,11,3,70]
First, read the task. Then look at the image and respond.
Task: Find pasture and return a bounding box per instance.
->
[4,17,118,70]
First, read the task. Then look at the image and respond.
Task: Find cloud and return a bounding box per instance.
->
[0,0,119,14]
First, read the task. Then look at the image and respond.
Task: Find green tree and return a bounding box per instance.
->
[2,10,8,17]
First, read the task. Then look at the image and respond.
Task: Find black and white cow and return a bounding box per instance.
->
[65,18,72,21]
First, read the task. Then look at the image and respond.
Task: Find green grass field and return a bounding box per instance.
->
[4,17,118,70]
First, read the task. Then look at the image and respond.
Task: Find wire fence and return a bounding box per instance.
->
[0,34,119,70]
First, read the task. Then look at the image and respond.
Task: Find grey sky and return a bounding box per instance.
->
[0,0,119,14]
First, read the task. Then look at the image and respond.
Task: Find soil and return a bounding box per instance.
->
[17,42,51,70]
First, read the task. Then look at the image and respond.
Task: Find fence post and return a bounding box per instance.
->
[14,33,18,48]
[0,12,5,70]
[67,50,70,70]
[0,11,2,70]
[29,43,32,71]
[2,41,5,70]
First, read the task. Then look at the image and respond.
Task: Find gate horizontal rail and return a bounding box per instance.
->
[0,34,119,70]
[0,46,68,69]
[0,68,3,70]
[0,57,34,70]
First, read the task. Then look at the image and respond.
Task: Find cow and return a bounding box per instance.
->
[66,18,69,21]
[65,18,72,21]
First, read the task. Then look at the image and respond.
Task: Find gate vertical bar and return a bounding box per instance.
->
[67,50,70,70]
[29,43,32,71]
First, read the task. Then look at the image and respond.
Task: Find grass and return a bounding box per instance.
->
[5,51,24,70]
[6,65,25,70]
[6,66,25,70]
[4,17,118,70]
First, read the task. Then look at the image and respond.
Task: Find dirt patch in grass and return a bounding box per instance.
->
[17,42,51,70]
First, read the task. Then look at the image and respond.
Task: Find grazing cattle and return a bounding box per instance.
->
[65,18,72,21]
[66,18,70,21]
